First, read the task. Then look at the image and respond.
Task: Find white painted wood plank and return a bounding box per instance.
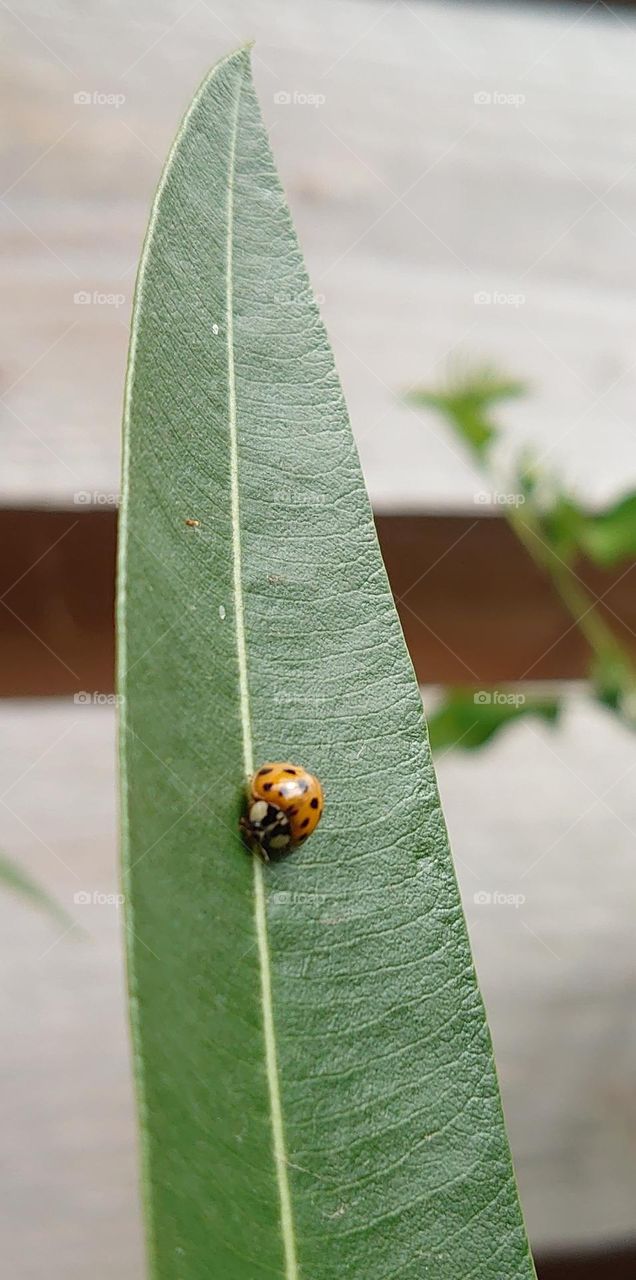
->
[2,0,636,510]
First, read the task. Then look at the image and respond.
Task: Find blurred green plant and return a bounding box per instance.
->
[426,687,561,753]
[0,849,72,928]
[408,367,636,751]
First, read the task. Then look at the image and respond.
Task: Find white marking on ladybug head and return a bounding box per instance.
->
[269,833,291,850]
[250,800,268,825]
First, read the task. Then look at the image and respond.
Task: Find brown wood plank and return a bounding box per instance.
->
[536,1244,636,1279]
[0,509,116,698]
[376,513,636,686]
[0,508,634,696]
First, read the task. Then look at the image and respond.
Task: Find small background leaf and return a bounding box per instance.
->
[407,367,526,457]
[542,490,636,569]
[119,48,536,1280]
[427,690,561,753]
[0,850,72,928]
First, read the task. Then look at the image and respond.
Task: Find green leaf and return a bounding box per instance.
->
[0,849,73,929]
[407,366,526,457]
[575,491,636,568]
[540,489,636,569]
[537,493,582,564]
[118,48,536,1280]
[589,650,636,723]
[427,689,561,753]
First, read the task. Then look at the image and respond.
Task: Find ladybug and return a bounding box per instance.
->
[240,762,324,861]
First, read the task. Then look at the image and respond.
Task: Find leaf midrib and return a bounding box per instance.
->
[225,57,300,1280]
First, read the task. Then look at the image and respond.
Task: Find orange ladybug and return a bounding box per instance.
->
[241,762,324,860]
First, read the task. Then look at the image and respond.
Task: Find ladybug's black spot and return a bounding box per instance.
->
[263,782,273,792]
[310,797,319,809]
[284,767,297,775]
[301,817,310,829]
[258,767,273,777]
[288,807,297,816]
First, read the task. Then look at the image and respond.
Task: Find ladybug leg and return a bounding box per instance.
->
[238,815,270,862]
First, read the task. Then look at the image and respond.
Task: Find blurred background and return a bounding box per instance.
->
[2,1,636,1276]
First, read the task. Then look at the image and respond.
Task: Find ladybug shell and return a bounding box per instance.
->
[250,763,324,845]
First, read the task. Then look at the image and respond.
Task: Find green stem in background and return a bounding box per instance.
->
[408,370,636,743]
[0,849,75,930]
[509,502,636,687]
